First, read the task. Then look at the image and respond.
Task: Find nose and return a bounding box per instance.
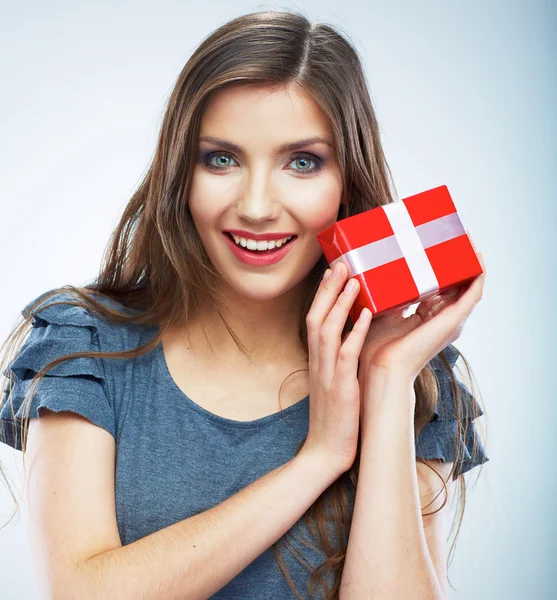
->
[236,171,278,223]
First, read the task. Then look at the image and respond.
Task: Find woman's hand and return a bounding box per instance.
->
[358,237,486,387]
[301,262,372,477]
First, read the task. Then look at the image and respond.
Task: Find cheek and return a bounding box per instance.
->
[289,182,341,234]
[288,185,341,264]
[188,170,232,227]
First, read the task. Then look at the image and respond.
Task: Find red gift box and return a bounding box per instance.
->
[316,185,483,323]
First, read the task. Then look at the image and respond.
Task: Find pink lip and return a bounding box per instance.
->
[222,232,296,266]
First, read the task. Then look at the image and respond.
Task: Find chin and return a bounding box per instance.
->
[208,244,318,300]
[224,277,294,302]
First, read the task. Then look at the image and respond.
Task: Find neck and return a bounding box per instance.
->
[183,279,309,366]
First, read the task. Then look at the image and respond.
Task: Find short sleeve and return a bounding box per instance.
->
[0,290,117,451]
[415,344,489,479]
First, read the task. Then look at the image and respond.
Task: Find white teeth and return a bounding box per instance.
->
[230,234,293,251]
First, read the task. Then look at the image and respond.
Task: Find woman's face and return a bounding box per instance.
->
[188,83,343,302]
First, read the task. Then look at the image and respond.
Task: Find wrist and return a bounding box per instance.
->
[361,366,416,424]
[295,446,346,486]
[366,363,416,386]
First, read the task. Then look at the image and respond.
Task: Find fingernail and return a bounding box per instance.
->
[332,263,343,278]
[346,279,357,292]
[431,300,443,313]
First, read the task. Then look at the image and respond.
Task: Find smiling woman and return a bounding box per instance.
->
[0,8,487,600]
[188,83,342,296]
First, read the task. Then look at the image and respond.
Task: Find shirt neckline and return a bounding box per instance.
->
[153,332,310,429]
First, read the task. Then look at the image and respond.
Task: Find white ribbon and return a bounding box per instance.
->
[329,202,466,299]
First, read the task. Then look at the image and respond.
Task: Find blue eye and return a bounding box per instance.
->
[201,151,323,175]
[204,153,238,169]
[288,153,323,174]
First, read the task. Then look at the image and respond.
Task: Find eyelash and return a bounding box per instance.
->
[201,151,324,175]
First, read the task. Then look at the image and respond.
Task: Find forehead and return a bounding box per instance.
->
[199,84,332,145]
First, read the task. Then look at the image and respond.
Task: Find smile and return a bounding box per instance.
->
[223,232,297,266]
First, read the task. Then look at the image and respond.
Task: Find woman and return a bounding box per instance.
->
[0,10,488,599]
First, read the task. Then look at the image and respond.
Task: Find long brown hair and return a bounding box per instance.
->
[0,9,488,599]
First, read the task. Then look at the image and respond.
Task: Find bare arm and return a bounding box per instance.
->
[339,369,446,600]
[25,410,339,600]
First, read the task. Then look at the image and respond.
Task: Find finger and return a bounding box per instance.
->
[467,230,487,274]
[334,307,373,382]
[318,275,362,382]
[467,229,476,251]
[400,290,471,363]
[455,264,485,311]
[417,287,460,322]
[306,269,330,369]
[420,265,485,339]
[477,250,487,274]
[375,305,409,320]
[392,305,411,318]
[306,262,349,372]
[319,268,333,289]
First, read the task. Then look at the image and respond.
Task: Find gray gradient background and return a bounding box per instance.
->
[0,1,554,598]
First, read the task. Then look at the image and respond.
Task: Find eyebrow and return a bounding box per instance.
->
[198,136,332,155]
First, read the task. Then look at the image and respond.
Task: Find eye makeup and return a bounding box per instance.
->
[199,150,325,175]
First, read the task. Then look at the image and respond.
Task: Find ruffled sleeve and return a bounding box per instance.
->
[415,344,489,479]
[0,290,117,451]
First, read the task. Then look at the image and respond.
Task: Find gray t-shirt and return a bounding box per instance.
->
[1,289,488,599]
